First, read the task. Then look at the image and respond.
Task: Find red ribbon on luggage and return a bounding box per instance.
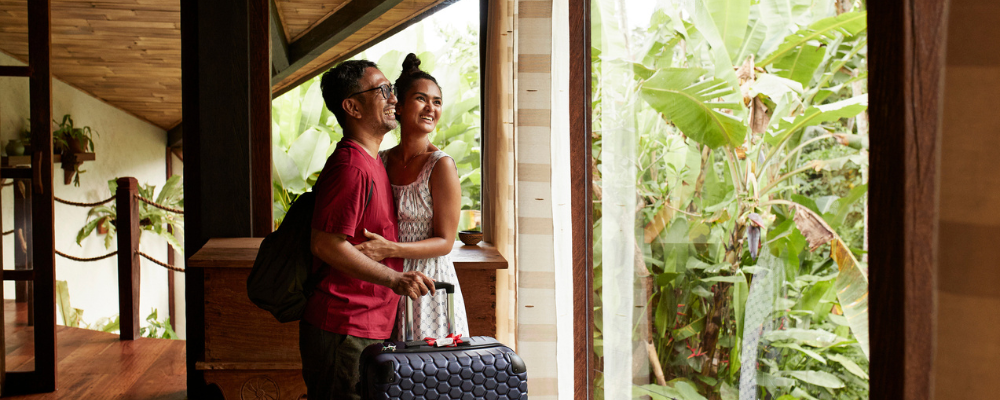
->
[423,333,463,347]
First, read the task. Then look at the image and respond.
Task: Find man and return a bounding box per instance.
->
[303,60,436,400]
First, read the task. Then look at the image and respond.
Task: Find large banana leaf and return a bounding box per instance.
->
[694,0,750,62]
[639,68,745,149]
[831,237,870,359]
[766,94,868,144]
[759,11,867,66]
[772,42,826,85]
[287,127,332,182]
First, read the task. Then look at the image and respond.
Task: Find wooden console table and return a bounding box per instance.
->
[188,238,507,400]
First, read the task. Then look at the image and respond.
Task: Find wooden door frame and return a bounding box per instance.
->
[1,0,57,395]
[569,1,949,399]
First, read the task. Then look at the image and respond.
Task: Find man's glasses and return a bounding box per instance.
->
[348,83,394,100]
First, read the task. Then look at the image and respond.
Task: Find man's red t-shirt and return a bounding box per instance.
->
[304,139,403,339]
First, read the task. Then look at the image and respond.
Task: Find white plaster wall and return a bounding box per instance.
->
[1,52,183,338]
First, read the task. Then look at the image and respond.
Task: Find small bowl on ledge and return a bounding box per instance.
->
[458,230,483,246]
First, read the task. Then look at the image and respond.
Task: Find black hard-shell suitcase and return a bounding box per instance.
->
[359,282,528,400]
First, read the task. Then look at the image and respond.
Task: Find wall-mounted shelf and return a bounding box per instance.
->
[1,153,96,167]
[1,153,96,184]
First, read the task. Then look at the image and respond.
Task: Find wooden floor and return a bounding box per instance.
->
[4,300,187,399]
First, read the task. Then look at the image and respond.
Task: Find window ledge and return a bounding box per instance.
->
[451,241,507,270]
[188,238,508,270]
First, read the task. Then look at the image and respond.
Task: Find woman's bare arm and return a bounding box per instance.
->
[357,156,461,260]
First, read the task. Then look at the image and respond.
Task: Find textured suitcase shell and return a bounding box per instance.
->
[360,336,528,400]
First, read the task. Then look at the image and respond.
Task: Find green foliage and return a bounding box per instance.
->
[52,114,98,186]
[76,175,185,252]
[140,308,179,339]
[593,0,869,398]
[271,23,481,227]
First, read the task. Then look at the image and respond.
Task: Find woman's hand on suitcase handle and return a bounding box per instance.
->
[355,230,395,262]
[390,270,436,300]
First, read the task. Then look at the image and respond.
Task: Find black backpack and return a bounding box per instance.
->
[247,183,373,322]
[246,191,319,322]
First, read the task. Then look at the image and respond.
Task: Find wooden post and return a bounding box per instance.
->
[869,1,948,399]
[28,0,57,392]
[116,177,140,340]
[166,148,176,327]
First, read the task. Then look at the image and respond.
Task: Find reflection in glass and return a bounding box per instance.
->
[4,287,35,372]
[592,1,870,398]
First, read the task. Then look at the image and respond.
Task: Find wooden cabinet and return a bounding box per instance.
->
[188,238,507,400]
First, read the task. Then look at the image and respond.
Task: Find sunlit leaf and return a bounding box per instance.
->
[767,94,868,144]
[832,237,870,359]
[759,12,868,66]
[785,370,845,389]
[640,68,745,149]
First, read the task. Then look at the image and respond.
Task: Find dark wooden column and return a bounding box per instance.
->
[27,0,56,393]
[868,1,949,399]
[116,177,141,340]
[181,0,272,396]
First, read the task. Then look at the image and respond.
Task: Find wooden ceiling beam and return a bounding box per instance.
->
[167,123,182,149]
[272,0,458,98]
[272,0,403,85]
[269,0,289,73]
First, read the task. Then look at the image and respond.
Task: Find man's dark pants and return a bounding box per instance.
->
[300,321,382,400]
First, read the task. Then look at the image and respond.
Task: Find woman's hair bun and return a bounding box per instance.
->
[402,53,422,74]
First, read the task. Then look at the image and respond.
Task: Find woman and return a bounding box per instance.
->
[355,53,469,340]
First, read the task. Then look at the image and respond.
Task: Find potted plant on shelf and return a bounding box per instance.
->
[52,114,97,186]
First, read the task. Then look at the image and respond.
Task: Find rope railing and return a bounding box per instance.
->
[139,251,185,273]
[55,249,118,262]
[136,194,184,215]
[3,230,11,236]
[54,195,114,208]
[52,248,184,273]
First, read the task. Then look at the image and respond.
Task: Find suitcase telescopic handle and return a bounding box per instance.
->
[433,281,454,294]
[403,281,456,341]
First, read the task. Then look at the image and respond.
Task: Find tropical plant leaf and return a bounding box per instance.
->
[828,353,869,380]
[734,6,768,64]
[773,342,826,364]
[155,175,183,207]
[297,80,325,135]
[288,127,332,181]
[640,68,745,149]
[694,0,750,62]
[785,370,845,389]
[759,12,868,66]
[673,315,706,341]
[76,217,101,246]
[765,328,842,347]
[831,237,870,359]
[767,94,868,144]
[772,42,826,85]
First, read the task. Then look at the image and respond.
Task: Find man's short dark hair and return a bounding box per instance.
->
[320,59,379,126]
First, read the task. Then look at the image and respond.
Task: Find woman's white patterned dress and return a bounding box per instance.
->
[380,150,469,340]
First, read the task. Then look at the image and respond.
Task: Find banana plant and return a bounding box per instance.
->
[592,0,870,398]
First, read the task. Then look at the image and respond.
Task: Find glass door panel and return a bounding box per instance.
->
[590,1,870,399]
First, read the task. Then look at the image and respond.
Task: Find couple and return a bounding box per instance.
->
[302,54,470,400]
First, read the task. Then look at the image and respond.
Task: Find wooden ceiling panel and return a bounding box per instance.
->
[275,0,351,41]
[0,0,452,130]
[272,0,448,95]
[0,0,181,129]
